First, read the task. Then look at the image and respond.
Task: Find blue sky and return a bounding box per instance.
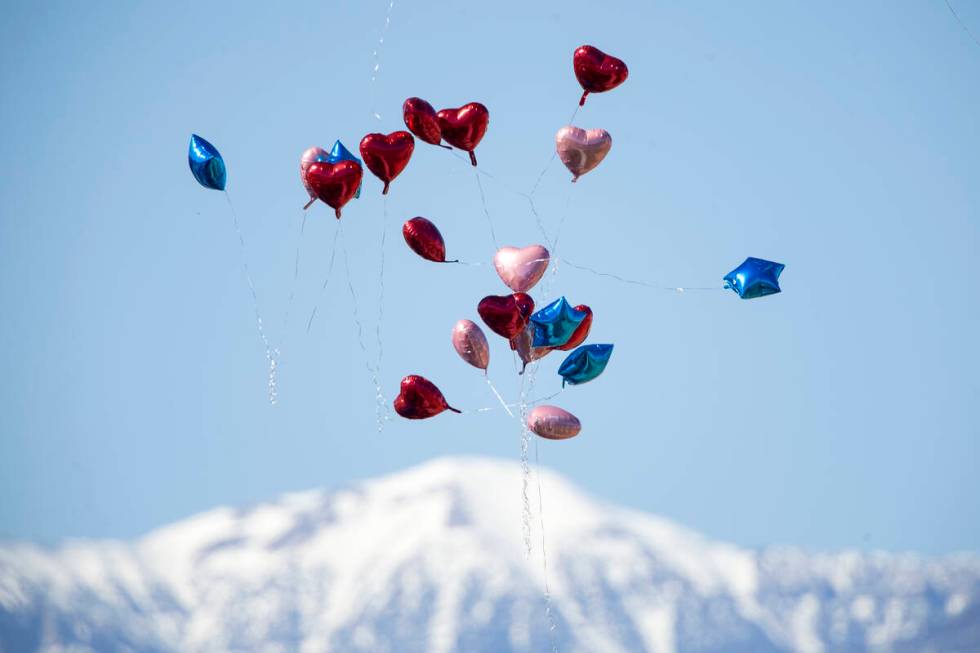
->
[1,0,978,554]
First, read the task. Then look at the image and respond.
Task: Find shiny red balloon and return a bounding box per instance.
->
[478,293,534,340]
[554,304,593,351]
[403,97,443,146]
[359,131,415,195]
[573,45,629,106]
[305,160,363,219]
[402,217,447,263]
[393,375,460,419]
[437,103,489,166]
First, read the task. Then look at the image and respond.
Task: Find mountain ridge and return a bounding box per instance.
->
[2,456,978,652]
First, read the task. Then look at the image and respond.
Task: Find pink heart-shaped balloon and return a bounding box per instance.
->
[555,126,612,182]
[493,245,550,293]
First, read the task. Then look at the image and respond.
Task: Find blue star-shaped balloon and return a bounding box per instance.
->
[328,140,362,198]
[723,257,785,299]
[530,297,589,348]
[558,344,614,387]
[188,134,226,191]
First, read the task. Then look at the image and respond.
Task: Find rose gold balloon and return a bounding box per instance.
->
[555,126,612,182]
[493,245,550,293]
[452,319,490,371]
[510,323,551,373]
[527,405,581,440]
[300,146,330,200]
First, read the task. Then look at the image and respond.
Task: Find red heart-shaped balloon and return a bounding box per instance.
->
[403,97,443,146]
[393,375,460,419]
[437,103,489,166]
[573,45,629,106]
[478,293,534,340]
[359,131,415,195]
[306,160,363,219]
[402,217,448,263]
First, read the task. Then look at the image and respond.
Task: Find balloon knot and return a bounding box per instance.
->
[334,207,342,219]
[579,91,588,106]
[446,405,462,414]
[438,143,453,150]
[382,182,390,195]
[303,198,316,210]
[468,151,478,166]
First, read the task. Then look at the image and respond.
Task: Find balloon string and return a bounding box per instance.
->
[339,222,387,432]
[526,102,582,247]
[305,226,341,333]
[528,153,557,200]
[519,371,533,560]
[485,376,514,418]
[535,438,560,653]
[559,258,726,293]
[270,209,309,399]
[474,166,501,250]
[944,0,980,48]
[452,151,556,250]
[224,191,279,405]
[374,196,390,430]
[472,388,563,414]
[369,0,396,121]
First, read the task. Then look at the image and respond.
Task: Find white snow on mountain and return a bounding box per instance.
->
[1,456,978,652]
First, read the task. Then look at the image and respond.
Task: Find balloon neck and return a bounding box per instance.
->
[437,143,453,150]
[468,151,478,166]
[382,182,390,195]
[334,207,342,219]
[445,405,462,414]
[579,91,589,107]
[303,198,316,210]
[444,259,460,264]
[571,176,579,183]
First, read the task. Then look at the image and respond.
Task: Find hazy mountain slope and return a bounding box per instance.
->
[1,457,977,652]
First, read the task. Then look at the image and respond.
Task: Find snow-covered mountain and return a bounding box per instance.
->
[1,457,978,653]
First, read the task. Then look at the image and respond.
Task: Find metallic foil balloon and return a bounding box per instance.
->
[403,217,448,263]
[527,405,581,440]
[555,126,612,182]
[493,245,550,293]
[530,297,589,348]
[359,131,415,195]
[555,304,592,351]
[452,319,490,371]
[327,140,363,199]
[723,257,785,299]
[403,97,443,146]
[305,160,363,219]
[437,102,489,166]
[478,293,534,340]
[510,323,551,372]
[188,134,226,191]
[558,343,614,387]
[300,146,331,207]
[393,375,460,419]
[573,45,629,106]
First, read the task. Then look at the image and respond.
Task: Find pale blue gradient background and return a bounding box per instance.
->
[1,1,978,553]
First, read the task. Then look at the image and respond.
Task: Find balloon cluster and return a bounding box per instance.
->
[187,42,787,440]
